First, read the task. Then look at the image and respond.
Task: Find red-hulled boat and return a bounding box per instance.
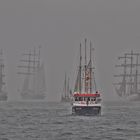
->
[71,39,102,116]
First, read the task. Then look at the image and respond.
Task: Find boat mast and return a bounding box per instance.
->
[135,54,139,93]
[0,49,5,92]
[125,51,140,94]
[84,38,87,93]
[129,50,133,95]
[64,72,67,98]
[67,77,70,98]
[119,54,127,96]
[90,41,92,93]
[79,43,82,93]
[33,47,36,73]
[114,50,140,96]
[92,45,97,92]
[114,54,132,96]
[38,45,41,68]
[123,54,127,95]
[28,50,32,74]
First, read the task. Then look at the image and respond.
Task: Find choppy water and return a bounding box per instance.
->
[0,101,140,140]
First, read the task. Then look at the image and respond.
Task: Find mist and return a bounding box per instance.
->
[0,0,140,101]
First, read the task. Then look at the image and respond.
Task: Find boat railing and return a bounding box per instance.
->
[73,100,101,104]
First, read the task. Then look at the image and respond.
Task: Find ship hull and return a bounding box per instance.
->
[126,94,140,101]
[72,105,101,116]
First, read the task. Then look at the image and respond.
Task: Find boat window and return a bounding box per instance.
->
[75,97,78,101]
[84,97,87,101]
[79,97,82,101]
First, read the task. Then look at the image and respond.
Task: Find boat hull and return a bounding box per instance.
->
[126,94,140,101]
[72,105,101,116]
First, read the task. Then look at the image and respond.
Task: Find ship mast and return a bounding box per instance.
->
[114,50,140,96]
[79,43,82,93]
[114,54,133,96]
[67,77,70,98]
[135,54,139,93]
[125,51,140,95]
[18,47,41,75]
[38,45,41,68]
[33,47,36,73]
[84,38,87,93]
[90,41,92,93]
[92,45,97,92]
[129,50,133,95]
[64,72,67,98]
[0,49,5,92]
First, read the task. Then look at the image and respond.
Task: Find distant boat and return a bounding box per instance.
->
[18,46,46,100]
[114,50,140,101]
[71,39,102,116]
[61,73,72,102]
[0,49,8,101]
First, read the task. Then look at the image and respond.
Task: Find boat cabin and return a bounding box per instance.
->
[73,92,101,104]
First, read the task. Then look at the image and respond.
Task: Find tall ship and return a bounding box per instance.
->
[61,73,72,102]
[114,50,140,101]
[18,46,46,100]
[0,49,8,101]
[71,39,102,116]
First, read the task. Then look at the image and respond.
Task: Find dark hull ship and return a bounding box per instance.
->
[0,49,8,101]
[114,50,140,101]
[18,46,46,100]
[71,39,102,116]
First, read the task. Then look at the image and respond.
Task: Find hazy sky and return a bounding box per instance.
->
[0,0,140,101]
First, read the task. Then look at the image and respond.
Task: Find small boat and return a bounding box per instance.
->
[71,38,102,116]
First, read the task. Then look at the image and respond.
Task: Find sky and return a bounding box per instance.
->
[0,0,140,101]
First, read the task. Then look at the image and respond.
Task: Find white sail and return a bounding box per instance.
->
[0,49,8,101]
[21,75,29,94]
[114,50,140,101]
[19,46,46,100]
[36,63,46,94]
[21,63,46,99]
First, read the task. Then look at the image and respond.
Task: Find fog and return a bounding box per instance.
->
[0,0,140,101]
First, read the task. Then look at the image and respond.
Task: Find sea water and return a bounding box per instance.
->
[0,101,140,140]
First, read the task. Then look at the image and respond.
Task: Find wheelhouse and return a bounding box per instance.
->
[73,92,101,104]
